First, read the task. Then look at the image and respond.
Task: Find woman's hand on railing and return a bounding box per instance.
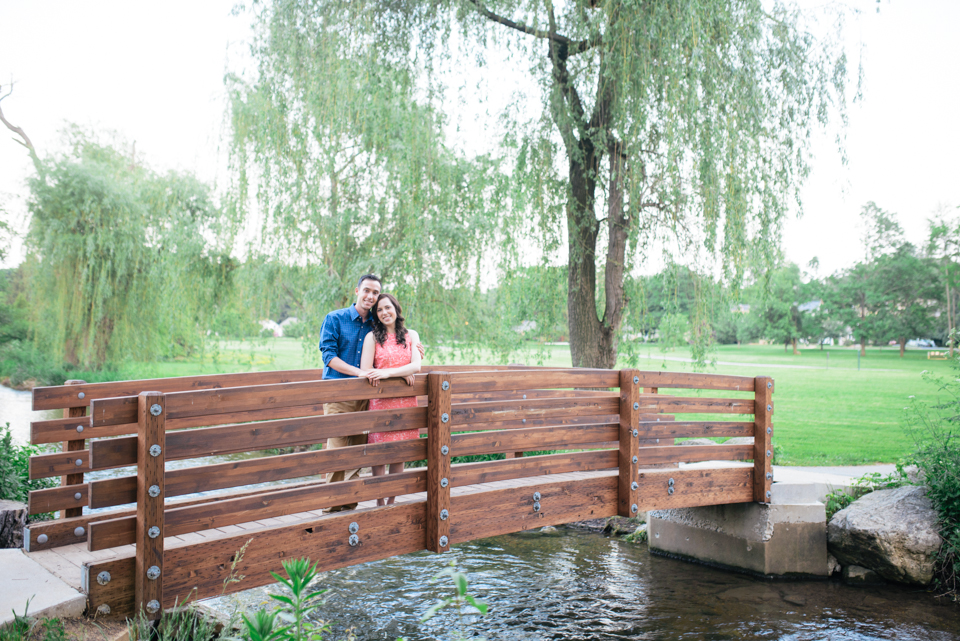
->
[364,369,387,386]
[404,374,416,386]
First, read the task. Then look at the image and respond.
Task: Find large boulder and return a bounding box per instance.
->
[827,485,941,585]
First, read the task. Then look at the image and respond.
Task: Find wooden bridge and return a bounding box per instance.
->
[23,366,773,618]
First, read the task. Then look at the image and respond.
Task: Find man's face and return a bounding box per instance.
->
[355,279,382,312]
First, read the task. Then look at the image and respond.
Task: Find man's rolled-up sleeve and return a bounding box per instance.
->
[319,315,339,366]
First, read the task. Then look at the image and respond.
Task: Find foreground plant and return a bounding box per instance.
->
[421,562,489,640]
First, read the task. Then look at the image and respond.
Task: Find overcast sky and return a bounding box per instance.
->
[1,0,957,277]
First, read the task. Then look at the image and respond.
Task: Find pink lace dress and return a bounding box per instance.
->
[368,333,420,443]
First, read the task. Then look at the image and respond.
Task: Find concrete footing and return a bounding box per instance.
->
[0,549,86,627]
[647,463,877,578]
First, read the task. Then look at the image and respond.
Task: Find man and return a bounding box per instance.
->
[318,273,423,511]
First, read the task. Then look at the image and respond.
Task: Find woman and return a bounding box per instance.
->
[360,293,422,506]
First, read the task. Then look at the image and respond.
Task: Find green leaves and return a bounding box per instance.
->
[421,561,489,640]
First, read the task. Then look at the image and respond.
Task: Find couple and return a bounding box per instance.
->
[318,273,423,511]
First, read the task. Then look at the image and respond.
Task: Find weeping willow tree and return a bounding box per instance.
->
[227,6,509,358]
[24,129,235,368]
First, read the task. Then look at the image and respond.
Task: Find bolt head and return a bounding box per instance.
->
[97,604,111,615]
[631,504,639,514]
[76,425,84,433]
[441,412,449,423]
[147,566,161,580]
[441,381,450,391]
[668,478,675,486]
[75,492,82,500]
[767,404,772,413]
[668,486,674,495]
[440,445,449,456]
[533,502,541,512]
[78,392,85,399]
[522,394,527,399]
[633,376,640,385]
[97,571,111,585]
[632,455,638,464]
[150,404,162,416]
[767,381,772,389]
[766,491,772,499]
[766,472,773,480]
[146,600,160,614]
[149,444,162,457]
[440,509,449,521]
[348,522,359,534]
[633,402,640,411]
[439,535,449,547]
[148,485,161,498]
[75,458,83,466]
[148,526,160,539]
[74,526,85,537]
[440,477,449,488]
[767,450,772,458]
[522,418,526,423]
[533,492,541,501]
[632,429,638,438]
[37,534,48,545]
[348,534,359,547]
[631,481,638,491]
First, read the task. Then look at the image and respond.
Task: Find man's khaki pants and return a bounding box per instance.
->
[323,399,369,511]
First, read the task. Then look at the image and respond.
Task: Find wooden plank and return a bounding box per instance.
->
[448,414,620,434]
[635,466,754,510]
[754,377,774,503]
[426,372,452,553]
[451,389,616,403]
[90,376,429,427]
[633,371,756,392]
[90,407,427,470]
[449,396,619,426]
[62,380,87,518]
[636,444,753,466]
[136,392,165,619]
[637,421,755,439]
[84,504,427,617]
[28,483,88,516]
[451,474,619,543]
[448,369,620,394]
[30,449,89,480]
[451,450,618,487]
[30,416,91,446]
[89,438,428,509]
[89,470,428,551]
[450,423,618,457]
[32,369,328,411]
[639,396,755,415]
[618,370,641,517]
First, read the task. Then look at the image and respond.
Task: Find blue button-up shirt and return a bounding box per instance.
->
[319,305,374,379]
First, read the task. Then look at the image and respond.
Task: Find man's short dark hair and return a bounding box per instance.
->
[357,273,382,289]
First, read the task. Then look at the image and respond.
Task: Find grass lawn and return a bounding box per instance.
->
[115,338,953,467]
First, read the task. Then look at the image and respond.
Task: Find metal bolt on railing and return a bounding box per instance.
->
[632,456,638,464]
[767,427,772,434]
[668,487,674,495]
[348,534,359,547]
[148,526,160,539]
[150,404,163,416]
[76,425,84,433]
[146,600,160,614]
[766,491,772,500]
[441,445,449,456]
[767,405,772,412]
[439,535,449,547]
[78,392,85,399]
[668,478,675,486]
[149,445,162,457]
[75,459,83,466]
[440,509,449,521]
[147,566,161,580]
[148,485,161,498]
[533,502,541,512]
[97,571,111,585]
[766,450,772,458]
[441,381,449,391]
[634,376,640,385]
[633,402,640,411]
[74,492,82,500]
[348,522,359,534]
[631,481,638,491]
[440,477,449,488]
[631,504,639,514]
[74,527,85,537]
[632,429,638,438]
[533,492,541,501]
[441,413,449,423]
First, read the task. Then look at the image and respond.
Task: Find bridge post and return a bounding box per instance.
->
[136,391,165,619]
[618,369,641,517]
[753,377,774,503]
[426,372,452,553]
[62,380,87,518]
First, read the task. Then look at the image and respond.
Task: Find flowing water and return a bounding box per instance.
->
[5,388,960,638]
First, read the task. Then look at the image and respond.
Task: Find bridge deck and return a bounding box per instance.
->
[26,468,625,592]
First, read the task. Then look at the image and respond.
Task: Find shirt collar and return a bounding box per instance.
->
[350,304,370,323]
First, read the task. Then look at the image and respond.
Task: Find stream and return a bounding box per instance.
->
[5,387,959,639]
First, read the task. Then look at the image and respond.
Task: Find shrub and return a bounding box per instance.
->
[0,423,56,504]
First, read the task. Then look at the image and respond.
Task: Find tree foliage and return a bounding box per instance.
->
[24,130,235,368]
[228,0,852,367]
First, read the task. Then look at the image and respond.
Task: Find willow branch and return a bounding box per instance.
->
[0,84,42,174]
[467,0,600,54]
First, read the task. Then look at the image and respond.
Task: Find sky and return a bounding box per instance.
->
[1,0,958,277]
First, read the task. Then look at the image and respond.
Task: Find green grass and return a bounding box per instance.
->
[89,339,950,467]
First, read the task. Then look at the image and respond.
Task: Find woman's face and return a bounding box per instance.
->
[376,297,397,327]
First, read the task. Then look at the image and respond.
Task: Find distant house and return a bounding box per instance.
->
[798,300,822,313]
[259,319,282,337]
[513,320,537,334]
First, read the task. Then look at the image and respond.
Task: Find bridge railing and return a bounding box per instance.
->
[24,367,772,617]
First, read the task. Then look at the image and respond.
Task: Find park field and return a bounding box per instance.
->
[112,339,954,467]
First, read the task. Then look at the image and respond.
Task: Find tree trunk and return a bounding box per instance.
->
[899,336,906,358]
[860,336,866,357]
[792,337,799,355]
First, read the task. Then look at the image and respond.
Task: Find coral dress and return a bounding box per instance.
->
[367,333,420,443]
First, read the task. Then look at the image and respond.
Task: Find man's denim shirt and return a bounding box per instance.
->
[318,305,374,380]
